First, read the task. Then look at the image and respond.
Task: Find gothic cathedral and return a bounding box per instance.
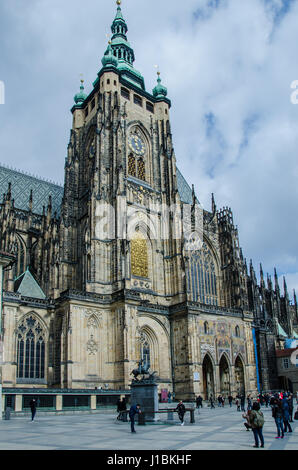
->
[1,1,297,400]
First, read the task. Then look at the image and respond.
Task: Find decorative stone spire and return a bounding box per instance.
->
[283,276,289,300]
[153,71,168,99]
[274,268,280,295]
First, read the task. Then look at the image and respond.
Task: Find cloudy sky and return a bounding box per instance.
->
[0,0,297,298]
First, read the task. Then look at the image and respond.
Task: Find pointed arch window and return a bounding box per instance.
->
[17,315,46,381]
[187,242,218,306]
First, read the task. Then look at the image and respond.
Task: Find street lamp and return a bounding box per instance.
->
[0,251,15,420]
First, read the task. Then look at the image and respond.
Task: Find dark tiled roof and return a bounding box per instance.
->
[0,164,63,216]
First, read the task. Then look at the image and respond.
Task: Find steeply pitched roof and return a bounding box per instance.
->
[176,167,193,204]
[0,164,63,216]
[14,268,46,299]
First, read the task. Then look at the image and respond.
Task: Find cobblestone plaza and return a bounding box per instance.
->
[0,405,296,451]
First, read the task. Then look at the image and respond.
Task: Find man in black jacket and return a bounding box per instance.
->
[129,404,141,433]
[175,400,186,426]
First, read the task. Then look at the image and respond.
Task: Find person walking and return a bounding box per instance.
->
[272,398,284,439]
[240,395,245,412]
[175,400,185,426]
[250,402,265,448]
[282,396,293,434]
[228,395,233,407]
[175,400,186,426]
[116,398,122,420]
[209,395,215,409]
[288,394,294,423]
[236,397,241,412]
[168,391,172,404]
[196,395,203,409]
[30,399,37,422]
[247,394,252,410]
[217,395,222,407]
[129,404,141,433]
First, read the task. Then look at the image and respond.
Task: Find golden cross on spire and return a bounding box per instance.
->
[79,73,84,84]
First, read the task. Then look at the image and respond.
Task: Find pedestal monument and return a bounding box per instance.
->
[130,360,159,422]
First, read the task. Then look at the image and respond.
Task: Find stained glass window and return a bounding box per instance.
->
[17,315,46,380]
[187,242,218,306]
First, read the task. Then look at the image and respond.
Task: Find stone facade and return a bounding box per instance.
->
[0,3,296,399]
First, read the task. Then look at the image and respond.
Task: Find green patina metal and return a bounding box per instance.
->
[14,267,46,299]
[73,79,87,107]
[153,73,168,100]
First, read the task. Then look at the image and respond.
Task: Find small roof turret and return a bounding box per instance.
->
[74,79,87,104]
[101,41,118,69]
[153,71,168,99]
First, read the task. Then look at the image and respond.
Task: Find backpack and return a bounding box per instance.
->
[253,410,264,427]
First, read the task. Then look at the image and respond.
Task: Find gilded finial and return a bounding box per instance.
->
[116,0,121,5]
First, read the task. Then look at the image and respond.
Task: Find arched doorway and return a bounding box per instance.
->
[219,355,230,396]
[235,356,245,395]
[202,354,215,400]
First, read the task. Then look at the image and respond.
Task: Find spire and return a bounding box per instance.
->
[283,276,289,300]
[153,71,168,99]
[211,193,216,214]
[267,273,273,291]
[260,263,265,288]
[110,0,135,67]
[274,268,280,295]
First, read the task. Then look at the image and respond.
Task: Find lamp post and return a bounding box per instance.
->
[0,251,15,420]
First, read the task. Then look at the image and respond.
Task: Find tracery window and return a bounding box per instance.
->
[235,326,240,337]
[131,235,148,278]
[137,158,146,181]
[16,315,46,380]
[204,321,209,335]
[187,242,218,306]
[128,154,136,177]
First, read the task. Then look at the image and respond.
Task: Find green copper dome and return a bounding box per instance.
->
[152,73,168,99]
[74,80,87,104]
[101,42,118,68]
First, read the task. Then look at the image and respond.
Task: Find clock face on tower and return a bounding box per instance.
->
[129,134,145,156]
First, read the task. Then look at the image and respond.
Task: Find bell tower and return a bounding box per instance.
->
[60,0,186,303]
